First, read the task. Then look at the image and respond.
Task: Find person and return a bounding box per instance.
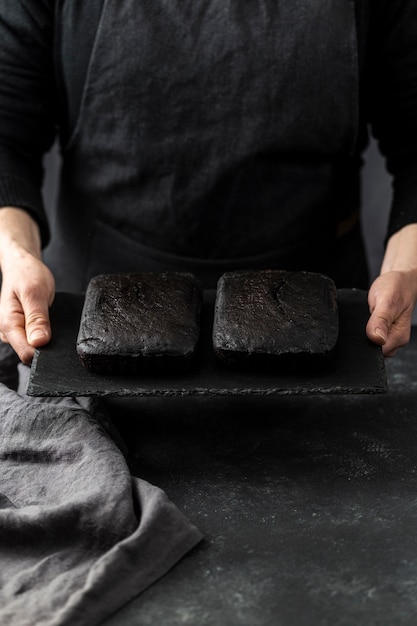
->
[0,4,417,622]
[0,0,417,365]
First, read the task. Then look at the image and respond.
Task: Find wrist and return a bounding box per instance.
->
[380,223,417,275]
[0,207,42,266]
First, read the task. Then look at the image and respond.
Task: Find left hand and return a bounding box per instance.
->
[366,224,417,357]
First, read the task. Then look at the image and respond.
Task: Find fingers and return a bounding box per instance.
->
[0,292,52,364]
[1,325,38,365]
[366,310,411,358]
[366,271,415,357]
[0,261,55,364]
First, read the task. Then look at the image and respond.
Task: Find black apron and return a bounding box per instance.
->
[48,0,360,290]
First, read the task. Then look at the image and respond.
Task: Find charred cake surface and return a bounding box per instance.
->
[213,269,339,368]
[76,272,202,374]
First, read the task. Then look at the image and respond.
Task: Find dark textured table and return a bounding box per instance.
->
[100,329,417,626]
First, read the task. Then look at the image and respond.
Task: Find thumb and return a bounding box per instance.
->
[366,310,389,346]
[25,307,52,347]
[366,276,395,347]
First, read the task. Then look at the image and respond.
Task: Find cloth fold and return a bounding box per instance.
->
[0,354,202,626]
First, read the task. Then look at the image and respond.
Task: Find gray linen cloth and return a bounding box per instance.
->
[0,344,202,626]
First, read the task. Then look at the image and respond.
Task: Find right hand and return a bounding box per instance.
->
[0,208,55,364]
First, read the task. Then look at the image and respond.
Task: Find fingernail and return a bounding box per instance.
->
[375,328,387,343]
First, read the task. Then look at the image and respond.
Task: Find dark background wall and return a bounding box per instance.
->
[361,137,392,282]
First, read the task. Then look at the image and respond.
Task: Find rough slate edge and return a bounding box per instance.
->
[27,289,387,397]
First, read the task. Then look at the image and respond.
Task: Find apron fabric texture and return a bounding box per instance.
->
[47,0,360,291]
[0,342,202,626]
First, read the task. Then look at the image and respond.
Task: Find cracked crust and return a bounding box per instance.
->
[212,269,339,370]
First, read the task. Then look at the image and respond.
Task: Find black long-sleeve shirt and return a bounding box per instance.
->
[0,0,416,248]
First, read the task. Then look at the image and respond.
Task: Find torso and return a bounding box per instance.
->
[49,0,361,290]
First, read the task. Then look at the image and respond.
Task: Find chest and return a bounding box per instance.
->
[57,0,359,155]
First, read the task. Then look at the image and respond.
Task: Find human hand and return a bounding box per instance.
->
[366,224,417,357]
[366,270,417,357]
[0,252,55,364]
[0,208,55,363]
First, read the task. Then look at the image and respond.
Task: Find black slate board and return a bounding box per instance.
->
[27,289,387,397]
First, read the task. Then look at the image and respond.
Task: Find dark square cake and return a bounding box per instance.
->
[212,269,339,369]
[76,272,203,375]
